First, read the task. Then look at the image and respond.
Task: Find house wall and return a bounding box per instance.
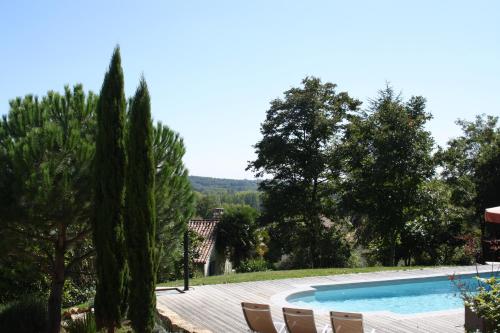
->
[203,248,232,276]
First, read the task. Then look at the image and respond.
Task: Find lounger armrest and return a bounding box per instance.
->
[276,321,286,333]
[321,324,332,333]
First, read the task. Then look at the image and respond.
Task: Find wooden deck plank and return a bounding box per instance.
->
[157,265,496,333]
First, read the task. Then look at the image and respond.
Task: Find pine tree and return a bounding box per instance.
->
[0,86,97,333]
[93,47,128,332]
[125,78,156,333]
[153,123,195,281]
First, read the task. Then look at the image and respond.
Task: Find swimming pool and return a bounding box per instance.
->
[286,273,498,314]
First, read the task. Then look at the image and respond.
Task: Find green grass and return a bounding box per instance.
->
[157,265,432,287]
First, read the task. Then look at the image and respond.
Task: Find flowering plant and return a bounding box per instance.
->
[450,273,500,331]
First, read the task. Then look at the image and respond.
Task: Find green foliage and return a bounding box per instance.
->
[0,250,50,304]
[469,277,500,330]
[397,179,476,265]
[63,279,95,309]
[0,296,48,333]
[93,46,128,330]
[189,176,258,192]
[455,276,500,331]
[125,78,156,333]
[217,205,259,267]
[168,230,204,280]
[342,86,435,265]
[438,115,500,212]
[65,312,97,333]
[236,258,270,273]
[153,123,195,283]
[0,84,97,332]
[438,114,500,262]
[194,190,261,218]
[248,77,360,268]
[474,123,500,214]
[194,192,221,218]
[277,225,352,269]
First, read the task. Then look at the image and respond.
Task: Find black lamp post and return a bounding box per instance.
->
[183,230,189,291]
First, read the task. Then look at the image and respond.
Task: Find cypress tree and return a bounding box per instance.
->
[125,78,156,333]
[93,47,128,333]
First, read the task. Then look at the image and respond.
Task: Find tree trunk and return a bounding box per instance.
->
[383,233,397,266]
[309,178,320,268]
[47,240,65,333]
[390,239,396,266]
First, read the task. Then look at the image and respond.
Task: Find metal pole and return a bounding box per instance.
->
[183,230,189,291]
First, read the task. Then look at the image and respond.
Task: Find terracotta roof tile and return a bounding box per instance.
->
[188,219,219,264]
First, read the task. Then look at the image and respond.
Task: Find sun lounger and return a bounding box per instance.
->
[330,311,375,333]
[241,302,286,333]
[282,307,330,333]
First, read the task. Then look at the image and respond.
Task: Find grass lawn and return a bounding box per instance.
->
[157,265,432,287]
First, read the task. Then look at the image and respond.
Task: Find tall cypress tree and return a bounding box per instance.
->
[93,47,128,332]
[125,78,156,333]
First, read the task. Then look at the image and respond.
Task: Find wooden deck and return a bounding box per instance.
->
[156,265,498,333]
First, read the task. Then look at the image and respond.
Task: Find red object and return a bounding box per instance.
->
[485,206,500,224]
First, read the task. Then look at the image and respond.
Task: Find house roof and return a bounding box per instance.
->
[188,219,219,264]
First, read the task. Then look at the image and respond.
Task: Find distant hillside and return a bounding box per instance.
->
[189,176,259,193]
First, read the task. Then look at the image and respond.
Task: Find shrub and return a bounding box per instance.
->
[236,258,270,273]
[0,296,48,333]
[465,277,500,330]
[63,279,96,308]
[453,275,500,331]
[65,312,97,333]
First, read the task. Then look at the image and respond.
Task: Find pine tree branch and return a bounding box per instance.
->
[4,224,56,242]
[65,227,92,249]
[65,250,95,275]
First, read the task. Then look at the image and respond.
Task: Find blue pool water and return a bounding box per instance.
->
[287,273,497,314]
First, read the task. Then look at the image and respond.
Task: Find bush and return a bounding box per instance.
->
[236,258,270,273]
[63,279,95,308]
[454,275,500,331]
[65,312,97,333]
[0,296,48,333]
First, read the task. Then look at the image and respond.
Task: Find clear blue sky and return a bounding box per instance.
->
[1,1,499,179]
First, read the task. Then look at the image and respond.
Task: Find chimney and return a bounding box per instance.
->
[212,207,224,220]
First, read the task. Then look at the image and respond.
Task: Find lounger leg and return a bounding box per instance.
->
[276,322,287,333]
[321,324,332,333]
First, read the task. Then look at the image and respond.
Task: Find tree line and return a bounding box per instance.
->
[189,175,258,192]
[248,77,500,269]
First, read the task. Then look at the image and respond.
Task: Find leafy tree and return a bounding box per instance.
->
[247,77,360,268]
[194,190,261,218]
[124,79,156,333]
[216,205,259,267]
[438,115,500,259]
[342,86,434,266]
[476,138,500,217]
[398,179,474,265]
[0,85,97,333]
[153,123,195,282]
[194,192,221,219]
[234,191,261,210]
[93,47,128,332]
[165,230,203,280]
